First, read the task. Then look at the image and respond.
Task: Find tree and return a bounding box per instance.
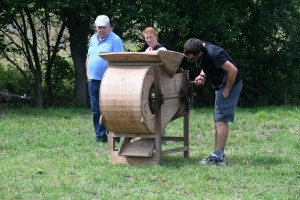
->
[0,1,67,108]
[1,0,299,107]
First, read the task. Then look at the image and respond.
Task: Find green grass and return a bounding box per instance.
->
[0,106,299,199]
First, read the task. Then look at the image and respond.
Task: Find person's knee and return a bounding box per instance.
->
[215,121,227,127]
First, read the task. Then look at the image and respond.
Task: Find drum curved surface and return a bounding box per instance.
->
[100,66,154,134]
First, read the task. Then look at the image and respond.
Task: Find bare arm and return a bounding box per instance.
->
[220,61,237,98]
[86,55,89,79]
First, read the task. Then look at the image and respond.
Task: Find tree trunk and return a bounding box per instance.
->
[63,11,91,107]
[34,71,43,108]
[70,42,89,107]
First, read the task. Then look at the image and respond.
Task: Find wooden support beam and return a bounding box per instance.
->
[110,151,160,166]
[162,147,189,156]
[153,65,162,165]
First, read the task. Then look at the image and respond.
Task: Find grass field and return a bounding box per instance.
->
[0,106,299,199]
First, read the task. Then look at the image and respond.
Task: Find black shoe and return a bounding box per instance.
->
[96,138,108,143]
[200,153,226,165]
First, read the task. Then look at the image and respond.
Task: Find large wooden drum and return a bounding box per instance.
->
[99,51,188,134]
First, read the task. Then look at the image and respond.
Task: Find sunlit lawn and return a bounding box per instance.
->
[0,106,299,199]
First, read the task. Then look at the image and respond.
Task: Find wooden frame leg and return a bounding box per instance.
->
[183,113,189,158]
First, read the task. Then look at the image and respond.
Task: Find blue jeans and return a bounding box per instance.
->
[88,80,120,142]
[88,80,107,141]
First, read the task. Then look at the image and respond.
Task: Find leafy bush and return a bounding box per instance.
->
[45,56,75,107]
[0,63,34,107]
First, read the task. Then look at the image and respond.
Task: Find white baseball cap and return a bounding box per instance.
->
[95,15,110,26]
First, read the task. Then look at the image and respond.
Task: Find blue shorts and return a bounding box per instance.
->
[214,80,243,122]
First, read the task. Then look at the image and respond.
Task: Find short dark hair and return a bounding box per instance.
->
[183,38,204,56]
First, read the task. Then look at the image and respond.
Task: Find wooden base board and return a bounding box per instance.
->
[118,138,155,157]
[110,151,160,165]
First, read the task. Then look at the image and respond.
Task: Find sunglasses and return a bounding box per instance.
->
[185,56,197,61]
[97,26,107,29]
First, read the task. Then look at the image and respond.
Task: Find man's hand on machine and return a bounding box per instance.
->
[194,74,206,85]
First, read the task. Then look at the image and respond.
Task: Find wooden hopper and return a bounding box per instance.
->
[99,50,193,165]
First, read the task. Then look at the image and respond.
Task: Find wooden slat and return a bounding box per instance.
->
[183,111,190,158]
[112,133,155,138]
[157,50,184,78]
[99,51,184,78]
[118,138,155,157]
[110,151,160,165]
[108,62,163,66]
[162,147,188,156]
[99,52,162,63]
[161,136,184,141]
[153,65,162,165]
[117,137,131,154]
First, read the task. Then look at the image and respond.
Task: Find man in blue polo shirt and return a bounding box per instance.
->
[86,15,124,143]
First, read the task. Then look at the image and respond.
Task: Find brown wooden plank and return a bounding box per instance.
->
[161,147,188,156]
[153,65,162,165]
[184,112,190,158]
[112,133,155,137]
[161,136,184,141]
[99,52,162,63]
[110,151,160,165]
[117,137,131,154]
[157,50,184,78]
[99,51,184,78]
[108,62,163,66]
[118,138,155,157]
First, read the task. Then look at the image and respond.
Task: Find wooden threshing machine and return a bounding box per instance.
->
[99,50,194,165]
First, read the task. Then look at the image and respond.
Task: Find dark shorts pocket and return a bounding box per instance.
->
[214,102,234,122]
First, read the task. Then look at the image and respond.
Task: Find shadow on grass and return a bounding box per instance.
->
[161,154,203,168]
[227,154,292,166]
[160,153,292,168]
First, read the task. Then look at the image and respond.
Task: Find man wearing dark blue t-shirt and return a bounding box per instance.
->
[184,38,243,165]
